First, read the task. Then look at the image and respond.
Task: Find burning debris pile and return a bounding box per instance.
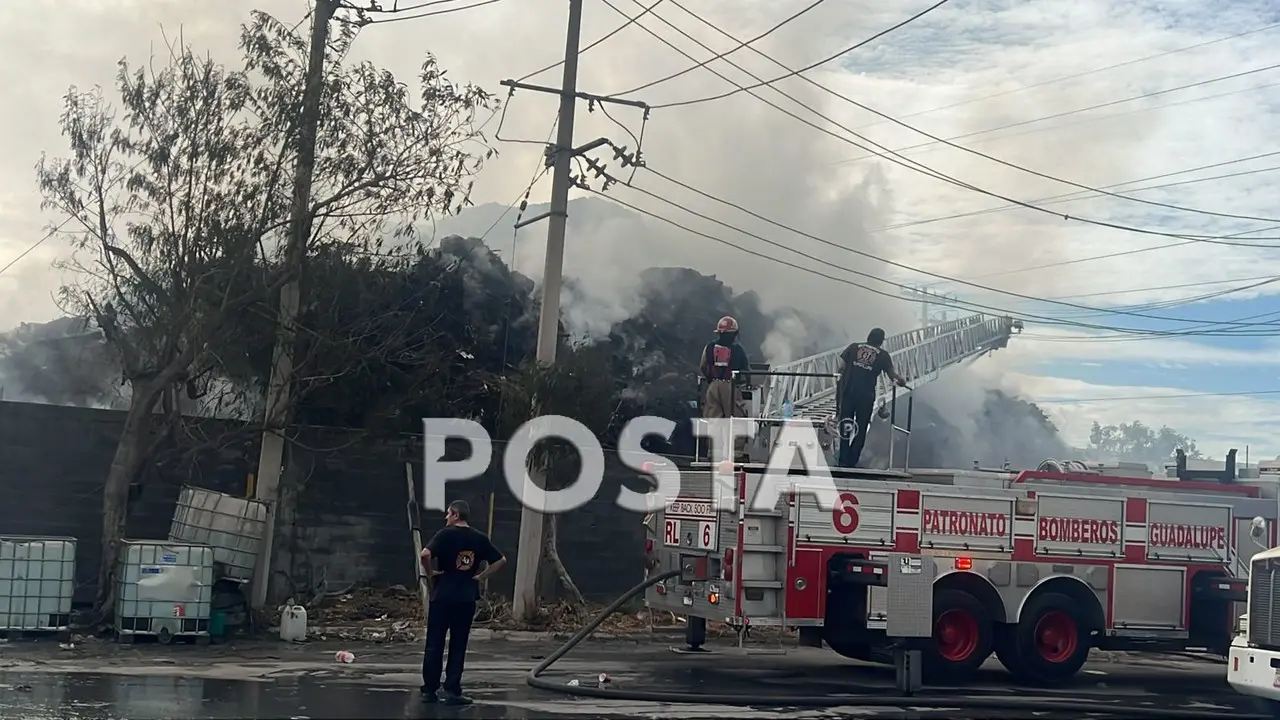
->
[0,233,1066,467]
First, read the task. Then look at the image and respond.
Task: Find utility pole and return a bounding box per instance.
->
[498,0,648,622]
[251,0,337,611]
[902,284,958,328]
[506,0,582,624]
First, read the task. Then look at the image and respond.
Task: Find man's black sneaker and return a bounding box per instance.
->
[420,688,440,703]
[438,690,473,706]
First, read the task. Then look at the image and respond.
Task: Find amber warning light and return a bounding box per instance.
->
[955,556,974,571]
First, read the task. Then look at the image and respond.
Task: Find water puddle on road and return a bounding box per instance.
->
[0,671,627,720]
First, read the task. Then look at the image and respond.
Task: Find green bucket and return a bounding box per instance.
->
[210,611,228,638]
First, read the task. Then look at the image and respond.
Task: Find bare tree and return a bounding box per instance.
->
[35,11,495,615]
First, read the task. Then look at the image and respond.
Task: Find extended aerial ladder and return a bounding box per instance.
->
[689,313,1020,468]
[760,313,1021,421]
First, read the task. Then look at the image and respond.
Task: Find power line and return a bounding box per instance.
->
[479,117,558,242]
[606,0,829,97]
[1001,276,1280,322]
[649,0,1280,225]
[875,151,1280,238]
[832,155,1280,285]
[969,224,1280,281]
[1036,389,1280,404]
[832,63,1280,167]
[1040,275,1280,316]
[843,22,1280,134]
[1015,290,1280,340]
[581,171,1280,338]
[361,0,478,12]
[1047,274,1280,301]
[899,80,1280,163]
[827,80,1280,169]
[0,218,74,278]
[1005,275,1280,323]
[601,0,1280,244]
[627,165,1280,328]
[584,3,1280,330]
[346,0,505,25]
[514,0,667,83]
[836,154,1280,282]
[648,0,954,109]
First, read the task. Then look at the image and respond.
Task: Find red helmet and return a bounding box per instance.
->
[715,316,739,333]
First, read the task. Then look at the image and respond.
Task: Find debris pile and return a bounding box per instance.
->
[309,585,423,625]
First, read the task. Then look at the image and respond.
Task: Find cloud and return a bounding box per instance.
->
[989,329,1280,366]
[988,370,1280,460]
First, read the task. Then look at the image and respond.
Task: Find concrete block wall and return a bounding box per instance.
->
[0,401,648,606]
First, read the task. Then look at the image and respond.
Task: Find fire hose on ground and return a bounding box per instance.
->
[527,569,1267,719]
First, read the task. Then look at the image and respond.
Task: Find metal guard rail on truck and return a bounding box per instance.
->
[762,314,1017,420]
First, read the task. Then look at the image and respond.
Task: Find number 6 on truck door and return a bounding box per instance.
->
[796,487,894,545]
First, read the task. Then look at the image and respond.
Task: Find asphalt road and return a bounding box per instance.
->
[0,635,1265,719]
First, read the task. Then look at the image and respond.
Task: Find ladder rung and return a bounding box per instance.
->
[772,314,1013,419]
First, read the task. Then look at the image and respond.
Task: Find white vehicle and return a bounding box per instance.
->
[1228,523,1280,717]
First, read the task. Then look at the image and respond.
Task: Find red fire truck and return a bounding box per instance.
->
[643,450,1272,685]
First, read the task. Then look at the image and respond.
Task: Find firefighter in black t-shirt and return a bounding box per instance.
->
[418,500,506,705]
[835,328,907,468]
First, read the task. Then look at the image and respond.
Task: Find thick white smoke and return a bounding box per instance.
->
[1,0,1184,458]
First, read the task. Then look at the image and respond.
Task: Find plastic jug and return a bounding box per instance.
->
[280,605,308,643]
[781,399,794,419]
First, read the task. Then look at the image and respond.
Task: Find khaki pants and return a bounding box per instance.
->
[703,379,743,419]
[704,380,747,456]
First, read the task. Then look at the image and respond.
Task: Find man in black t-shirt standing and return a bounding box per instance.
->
[835,328,907,469]
[418,500,506,705]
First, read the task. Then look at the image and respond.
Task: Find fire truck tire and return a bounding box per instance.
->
[926,589,994,680]
[1005,592,1090,684]
[686,616,707,650]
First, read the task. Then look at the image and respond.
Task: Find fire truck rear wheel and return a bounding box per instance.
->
[926,589,993,681]
[1005,592,1090,684]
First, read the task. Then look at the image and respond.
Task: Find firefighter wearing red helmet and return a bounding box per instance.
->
[699,315,751,426]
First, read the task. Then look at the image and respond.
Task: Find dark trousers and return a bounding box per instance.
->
[421,599,476,694]
[837,392,876,469]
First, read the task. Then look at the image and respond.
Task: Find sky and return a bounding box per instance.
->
[0,0,1278,460]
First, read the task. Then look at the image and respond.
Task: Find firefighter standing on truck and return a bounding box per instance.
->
[700,316,751,457]
[836,327,907,468]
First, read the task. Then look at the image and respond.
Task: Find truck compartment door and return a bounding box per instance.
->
[1147,500,1231,564]
[1035,495,1124,558]
[1113,565,1186,630]
[919,493,1014,552]
[796,487,894,546]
